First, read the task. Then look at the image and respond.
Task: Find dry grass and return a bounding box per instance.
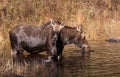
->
[0,0,120,49]
[0,0,119,75]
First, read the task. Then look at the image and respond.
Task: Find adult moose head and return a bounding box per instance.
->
[56,24,90,59]
[9,20,64,62]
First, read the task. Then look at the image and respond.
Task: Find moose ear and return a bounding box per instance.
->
[83,36,85,39]
[76,25,82,32]
[61,22,65,26]
[82,33,86,39]
[50,19,64,31]
[50,19,56,26]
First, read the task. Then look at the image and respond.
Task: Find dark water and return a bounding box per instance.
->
[0,41,120,77]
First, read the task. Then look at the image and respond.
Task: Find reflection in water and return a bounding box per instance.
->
[0,52,90,77]
[1,41,120,77]
[62,52,90,77]
[0,54,65,77]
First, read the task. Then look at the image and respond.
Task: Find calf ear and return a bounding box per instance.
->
[76,25,82,32]
[83,36,85,39]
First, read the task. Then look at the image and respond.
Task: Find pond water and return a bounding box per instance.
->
[0,41,120,77]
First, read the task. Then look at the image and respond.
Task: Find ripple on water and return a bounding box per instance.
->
[1,41,120,77]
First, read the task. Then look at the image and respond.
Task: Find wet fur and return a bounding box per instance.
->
[9,21,60,60]
[56,26,90,58]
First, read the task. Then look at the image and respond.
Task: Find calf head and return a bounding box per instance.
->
[80,33,90,53]
[74,26,90,53]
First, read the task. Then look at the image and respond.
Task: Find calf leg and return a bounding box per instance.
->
[56,37,64,60]
[57,45,64,60]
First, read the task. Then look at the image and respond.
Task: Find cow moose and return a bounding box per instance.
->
[56,25,90,59]
[9,20,64,61]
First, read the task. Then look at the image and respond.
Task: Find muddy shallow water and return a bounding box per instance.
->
[0,41,120,77]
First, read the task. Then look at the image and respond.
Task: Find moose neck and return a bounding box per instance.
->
[61,26,81,45]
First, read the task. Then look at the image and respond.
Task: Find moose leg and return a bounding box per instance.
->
[45,32,59,62]
[46,45,58,62]
[56,37,64,60]
[10,44,24,64]
[11,48,24,59]
[57,45,64,60]
[9,31,24,57]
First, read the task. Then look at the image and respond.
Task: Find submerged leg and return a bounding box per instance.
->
[56,37,64,60]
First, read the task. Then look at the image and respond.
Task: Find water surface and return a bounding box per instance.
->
[0,41,120,77]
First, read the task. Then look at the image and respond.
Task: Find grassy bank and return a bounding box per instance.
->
[0,0,120,49]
